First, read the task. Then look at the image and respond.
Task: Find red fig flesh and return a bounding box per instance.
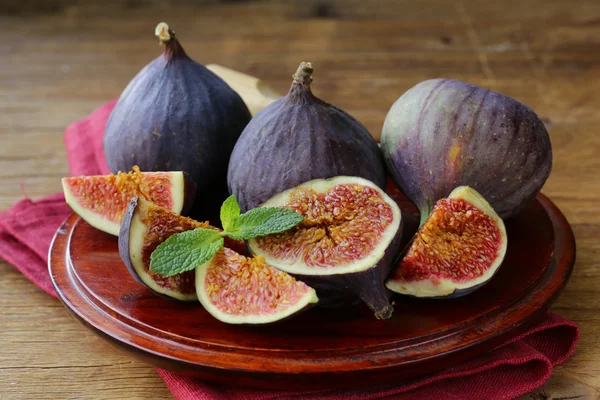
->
[62,166,195,236]
[195,248,318,324]
[248,176,402,319]
[386,186,507,298]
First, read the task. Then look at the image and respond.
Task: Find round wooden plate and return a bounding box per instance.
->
[49,191,575,390]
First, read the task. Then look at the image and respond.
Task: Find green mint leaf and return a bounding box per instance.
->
[220,194,240,232]
[149,228,224,277]
[226,207,304,241]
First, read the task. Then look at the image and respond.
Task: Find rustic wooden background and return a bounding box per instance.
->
[1,0,599,398]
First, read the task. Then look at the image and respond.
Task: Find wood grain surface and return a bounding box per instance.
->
[1,0,599,399]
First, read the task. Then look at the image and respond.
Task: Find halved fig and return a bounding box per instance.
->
[247,176,402,319]
[386,186,507,298]
[195,248,318,324]
[62,166,196,236]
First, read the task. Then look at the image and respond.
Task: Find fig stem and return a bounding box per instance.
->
[154,22,188,60]
[419,205,433,227]
[155,22,173,44]
[374,305,394,320]
[293,62,313,87]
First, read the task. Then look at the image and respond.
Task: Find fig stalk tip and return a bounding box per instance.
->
[293,62,313,87]
[155,22,173,43]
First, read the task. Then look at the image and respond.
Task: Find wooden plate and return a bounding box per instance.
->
[49,192,575,390]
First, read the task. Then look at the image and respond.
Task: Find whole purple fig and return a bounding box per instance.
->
[227,62,386,212]
[104,23,251,225]
[381,79,552,224]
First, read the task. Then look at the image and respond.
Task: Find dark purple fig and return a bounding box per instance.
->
[247,176,402,319]
[381,79,552,224]
[227,62,386,212]
[104,22,251,225]
[386,186,507,298]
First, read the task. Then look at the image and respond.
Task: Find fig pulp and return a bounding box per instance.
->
[381,78,552,223]
[104,23,251,225]
[247,176,402,319]
[62,166,195,236]
[228,62,386,212]
[196,248,318,324]
[386,186,507,298]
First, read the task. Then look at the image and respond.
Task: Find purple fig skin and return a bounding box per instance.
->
[179,172,198,217]
[381,79,552,223]
[227,62,386,212]
[104,24,251,225]
[119,198,156,293]
[279,216,403,319]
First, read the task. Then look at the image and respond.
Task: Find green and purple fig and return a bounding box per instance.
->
[381,79,552,224]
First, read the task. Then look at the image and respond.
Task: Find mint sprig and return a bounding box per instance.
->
[149,195,303,277]
[226,207,304,241]
[150,229,224,277]
[220,194,240,232]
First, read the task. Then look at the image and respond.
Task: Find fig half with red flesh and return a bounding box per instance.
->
[62,166,196,236]
[386,186,507,298]
[248,176,403,319]
[195,248,318,324]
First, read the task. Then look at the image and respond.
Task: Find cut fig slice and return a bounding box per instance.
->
[386,186,508,298]
[247,176,403,319]
[118,197,211,301]
[62,166,196,236]
[119,197,245,301]
[195,248,318,324]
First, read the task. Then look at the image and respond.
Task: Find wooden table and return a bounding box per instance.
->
[1,1,599,398]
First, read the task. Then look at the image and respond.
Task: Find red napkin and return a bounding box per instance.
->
[0,101,579,400]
